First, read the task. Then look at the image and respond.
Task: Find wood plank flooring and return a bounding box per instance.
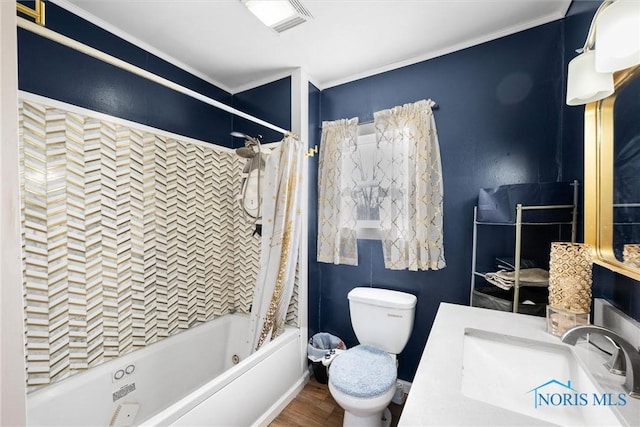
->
[269,376,404,427]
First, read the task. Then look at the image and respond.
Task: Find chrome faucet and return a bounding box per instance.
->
[561,325,640,399]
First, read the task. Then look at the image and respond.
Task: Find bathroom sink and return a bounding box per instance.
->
[461,328,623,426]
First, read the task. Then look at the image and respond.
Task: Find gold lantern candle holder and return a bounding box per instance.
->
[546,242,593,337]
[623,244,640,268]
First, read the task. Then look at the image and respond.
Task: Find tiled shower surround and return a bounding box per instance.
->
[18,99,297,391]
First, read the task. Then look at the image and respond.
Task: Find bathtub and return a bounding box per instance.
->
[27,313,306,426]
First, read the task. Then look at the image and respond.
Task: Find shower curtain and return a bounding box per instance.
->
[246,134,304,352]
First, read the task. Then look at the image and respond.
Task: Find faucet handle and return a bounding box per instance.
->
[604,337,626,375]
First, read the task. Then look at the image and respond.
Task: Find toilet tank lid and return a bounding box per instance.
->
[348,287,417,309]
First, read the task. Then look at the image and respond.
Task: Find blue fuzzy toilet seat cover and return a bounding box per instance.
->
[329,344,397,398]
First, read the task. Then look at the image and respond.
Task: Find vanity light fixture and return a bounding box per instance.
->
[566,49,614,106]
[241,0,313,33]
[566,1,615,106]
[566,0,640,106]
[595,0,640,73]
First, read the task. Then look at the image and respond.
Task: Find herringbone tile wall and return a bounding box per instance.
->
[18,100,297,391]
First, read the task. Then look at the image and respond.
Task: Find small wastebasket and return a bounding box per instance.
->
[307,333,346,384]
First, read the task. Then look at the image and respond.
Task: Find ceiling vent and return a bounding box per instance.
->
[242,0,313,33]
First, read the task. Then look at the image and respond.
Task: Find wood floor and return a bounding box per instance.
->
[269,376,404,427]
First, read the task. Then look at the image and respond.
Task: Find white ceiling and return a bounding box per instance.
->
[57,0,572,94]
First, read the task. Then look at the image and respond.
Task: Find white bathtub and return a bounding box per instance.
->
[27,313,305,426]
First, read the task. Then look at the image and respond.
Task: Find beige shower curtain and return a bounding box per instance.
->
[246,134,304,352]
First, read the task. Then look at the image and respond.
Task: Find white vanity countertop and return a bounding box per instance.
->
[398,303,638,426]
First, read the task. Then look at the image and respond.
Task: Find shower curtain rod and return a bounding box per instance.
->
[16,17,289,136]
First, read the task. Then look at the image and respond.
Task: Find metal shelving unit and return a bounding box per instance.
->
[469,182,579,314]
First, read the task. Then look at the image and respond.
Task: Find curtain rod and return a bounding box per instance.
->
[315,102,439,129]
[357,101,439,126]
[16,17,289,136]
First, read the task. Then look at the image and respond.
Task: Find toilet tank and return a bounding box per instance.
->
[348,287,417,354]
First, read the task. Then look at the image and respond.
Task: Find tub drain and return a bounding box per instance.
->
[232,354,240,365]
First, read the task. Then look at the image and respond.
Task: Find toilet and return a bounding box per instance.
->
[328,287,417,427]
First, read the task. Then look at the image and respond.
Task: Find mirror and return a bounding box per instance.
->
[585,64,640,281]
[613,75,640,267]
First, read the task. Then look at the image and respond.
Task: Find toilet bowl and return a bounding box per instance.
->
[328,345,397,426]
[327,287,417,427]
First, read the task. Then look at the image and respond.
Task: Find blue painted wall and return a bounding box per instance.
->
[232,77,292,147]
[308,82,322,336]
[18,2,293,148]
[17,1,234,146]
[310,2,640,383]
[314,21,566,381]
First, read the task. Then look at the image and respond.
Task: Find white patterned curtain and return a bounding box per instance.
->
[374,99,446,271]
[247,135,304,352]
[317,118,359,265]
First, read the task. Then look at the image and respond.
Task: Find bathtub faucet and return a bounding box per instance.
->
[561,325,640,399]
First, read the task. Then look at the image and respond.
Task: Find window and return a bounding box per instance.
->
[345,124,383,239]
[317,99,444,270]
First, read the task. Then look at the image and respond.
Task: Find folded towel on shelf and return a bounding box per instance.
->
[495,256,537,271]
[483,268,549,291]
